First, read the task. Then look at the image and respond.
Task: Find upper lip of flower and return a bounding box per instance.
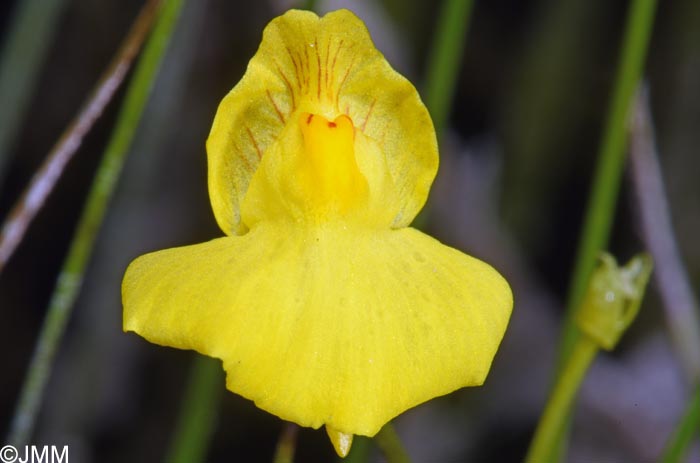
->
[205,8,439,236]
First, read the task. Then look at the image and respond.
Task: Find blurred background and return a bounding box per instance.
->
[1,0,699,461]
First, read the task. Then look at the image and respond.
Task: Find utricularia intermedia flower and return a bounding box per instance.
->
[123,8,512,457]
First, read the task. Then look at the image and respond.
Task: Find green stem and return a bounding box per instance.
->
[661,386,700,463]
[412,0,474,231]
[342,436,372,463]
[5,0,183,446]
[525,336,598,463]
[0,0,67,184]
[423,0,475,135]
[550,0,661,456]
[374,423,411,463]
[166,356,223,463]
[558,0,658,377]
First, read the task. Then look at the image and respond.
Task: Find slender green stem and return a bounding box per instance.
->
[412,0,474,231]
[0,0,67,185]
[525,337,598,463]
[374,423,411,463]
[342,436,372,463]
[5,0,183,446]
[547,0,658,441]
[166,356,223,463]
[423,0,474,135]
[558,0,658,375]
[661,387,700,463]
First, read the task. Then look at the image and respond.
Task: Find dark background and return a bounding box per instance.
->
[1,0,699,461]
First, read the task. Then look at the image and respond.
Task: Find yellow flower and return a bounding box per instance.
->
[122,9,512,457]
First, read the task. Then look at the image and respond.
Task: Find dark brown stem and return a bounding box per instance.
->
[0,0,162,272]
[273,422,300,463]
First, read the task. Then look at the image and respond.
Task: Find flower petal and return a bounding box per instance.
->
[122,225,512,436]
[206,9,437,235]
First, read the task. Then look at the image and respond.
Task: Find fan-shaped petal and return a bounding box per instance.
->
[122,224,512,436]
